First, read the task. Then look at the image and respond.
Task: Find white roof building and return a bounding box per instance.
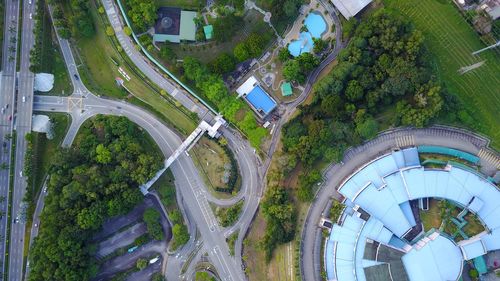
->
[331,0,372,19]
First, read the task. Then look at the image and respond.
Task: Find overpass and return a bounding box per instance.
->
[140,116,226,194]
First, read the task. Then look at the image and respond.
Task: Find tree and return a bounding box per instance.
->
[143,208,164,241]
[136,259,148,270]
[95,144,112,164]
[123,26,132,36]
[283,59,304,83]
[313,38,327,53]
[213,13,243,42]
[345,80,364,101]
[105,26,114,36]
[152,273,165,281]
[160,44,176,62]
[278,48,291,62]
[126,0,158,32]
[356,117,378,139]
[210,53,236,74]
[233,42,250,62]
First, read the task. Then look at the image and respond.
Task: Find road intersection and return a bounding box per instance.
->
[25,3,264,280]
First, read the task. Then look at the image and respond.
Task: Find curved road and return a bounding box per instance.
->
[27,3,263,281]
[300,126,499,281]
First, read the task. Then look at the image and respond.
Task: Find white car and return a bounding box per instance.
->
[20,171,23,177]
[29,13,32,19]
[22,96,26,103]
[44,187,47,193]
[34,223,38,227]
[29,0,32,4]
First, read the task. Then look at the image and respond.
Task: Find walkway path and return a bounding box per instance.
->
[300,126,499,281]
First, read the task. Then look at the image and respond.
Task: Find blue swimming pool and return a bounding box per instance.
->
[288,12,327,57]
[245,86,277,115]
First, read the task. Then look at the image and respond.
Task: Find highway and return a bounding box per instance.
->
[8,0,36,278]
[0,0,20,277]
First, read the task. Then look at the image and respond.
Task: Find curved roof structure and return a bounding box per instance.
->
[325,147,500,281]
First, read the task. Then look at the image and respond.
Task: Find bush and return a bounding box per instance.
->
[143,208,164,241]
[136,258,148,270]
[469,268,478,278]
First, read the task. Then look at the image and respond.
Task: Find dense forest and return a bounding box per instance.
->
[282,9,447,200]
[50,0,94,38]
[28,116,163,281]
[258,9,450,260]
[182,57,268,146]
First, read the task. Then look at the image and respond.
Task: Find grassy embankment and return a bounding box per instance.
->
[73,1,197,135]
[37,0,72,95]
[386,0,500,148]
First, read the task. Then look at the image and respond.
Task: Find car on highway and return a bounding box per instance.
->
[29,13,32,19]
[22,96,26,102]
[20,171,23,177]
[1,108,4,114]
[43,187,47,193]
[8,115,12,121]
[29,0,32,3]
[2,142,6,148]
[34,223,37,227]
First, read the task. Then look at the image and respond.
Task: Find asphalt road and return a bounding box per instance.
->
[28,13,256,278]
[8,0,36,279]
[0,0,20,276]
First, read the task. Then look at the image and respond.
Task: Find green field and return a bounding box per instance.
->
[38,1,72,96]
[72,2,197,135]
[386,0,500,147]
[156,0,204,10]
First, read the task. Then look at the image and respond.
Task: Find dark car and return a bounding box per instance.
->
[8,115,12,121]
[73,74,79,80]
[2,142,6,148]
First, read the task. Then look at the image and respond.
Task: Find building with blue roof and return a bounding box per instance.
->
[324,147,500,281]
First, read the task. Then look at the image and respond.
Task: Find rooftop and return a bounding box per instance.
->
[325,147,500,281]
[330,0,373,19]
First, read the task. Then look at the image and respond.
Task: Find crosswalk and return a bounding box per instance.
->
[478,148,500,169]
[396,135,415,148]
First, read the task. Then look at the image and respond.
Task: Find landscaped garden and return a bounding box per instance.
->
[420,199,485,242]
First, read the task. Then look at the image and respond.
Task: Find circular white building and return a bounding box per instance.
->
[325,147,500,281]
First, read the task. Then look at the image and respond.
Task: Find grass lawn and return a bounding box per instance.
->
[156,0,204,10]
[463,213,485,237]
[385,0,500,148]
[37,1,72,96]
[419,199,442,231]
[31,113,70,197]
[168,10,273,63]
[191,137,235,197]
[73,2,196,135]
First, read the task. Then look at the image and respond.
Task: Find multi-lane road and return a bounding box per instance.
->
[8,0,36,278]
[0,0,20,277]
[25,4,263,280]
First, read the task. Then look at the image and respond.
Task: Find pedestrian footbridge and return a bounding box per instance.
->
[140,116,226,194]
